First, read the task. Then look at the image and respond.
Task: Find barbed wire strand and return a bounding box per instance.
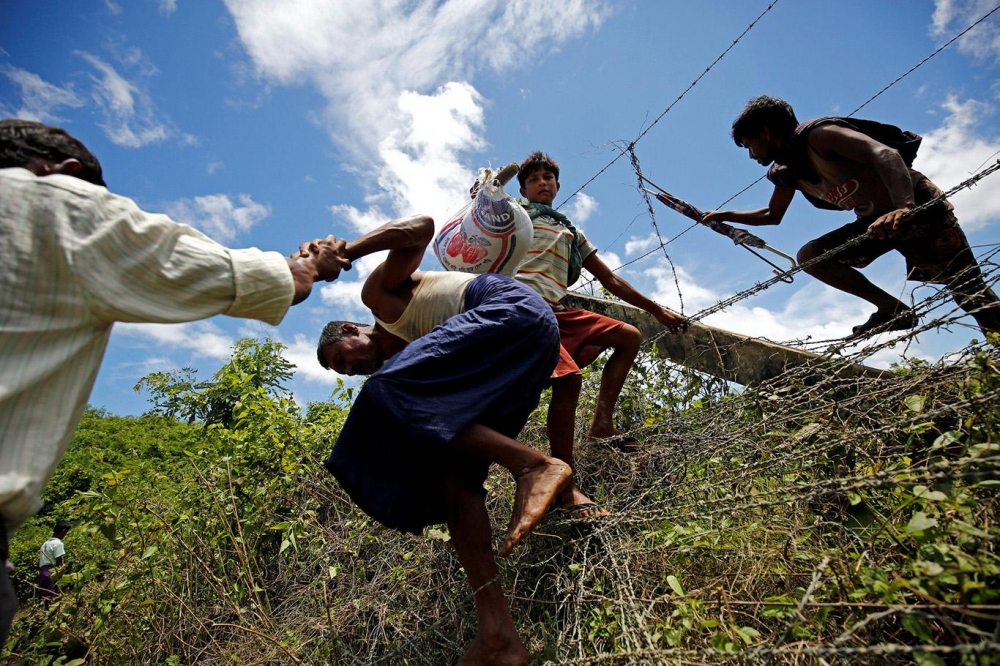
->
[576,4,1000,316]
[555,0,783,211]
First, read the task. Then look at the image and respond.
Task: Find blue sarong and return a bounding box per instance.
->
[325,273,560,534]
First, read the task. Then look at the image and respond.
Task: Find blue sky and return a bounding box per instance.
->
[3,0,999,416]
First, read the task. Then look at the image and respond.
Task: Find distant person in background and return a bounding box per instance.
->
[36,522,70,605]
[703,95,1000,339]
[0,119,351,646]
[315,214,571,666]
[514,151,686,518]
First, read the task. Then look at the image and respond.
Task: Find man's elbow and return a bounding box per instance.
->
[760,211,784,226]
[412,215,435,243]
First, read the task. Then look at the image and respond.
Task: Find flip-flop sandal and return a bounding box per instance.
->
[589,435,642,453]
[847,309,918,340]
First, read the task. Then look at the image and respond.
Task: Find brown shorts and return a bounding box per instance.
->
[813,175,978,284]
[552,307,626,379]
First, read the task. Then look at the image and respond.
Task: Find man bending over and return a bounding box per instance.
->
[703,95,1000,338]
[315,214,571,666]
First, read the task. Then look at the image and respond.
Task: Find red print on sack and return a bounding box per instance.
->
[444,227,489,265]
[461,241,489,264]
[446,230,467,257]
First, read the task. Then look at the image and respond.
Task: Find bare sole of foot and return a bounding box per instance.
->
[499,459,572,557]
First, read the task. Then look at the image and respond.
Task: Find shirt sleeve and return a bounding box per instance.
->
[767,164,795,188]
[66,183,295,326]
[573,227,599,262]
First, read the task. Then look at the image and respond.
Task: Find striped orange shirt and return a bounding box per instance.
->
[515,214,596,308]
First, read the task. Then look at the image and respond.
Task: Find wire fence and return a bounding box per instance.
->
[305,5,1000,663]
[298,261,1000,664]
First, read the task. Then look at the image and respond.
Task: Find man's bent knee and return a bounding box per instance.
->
[551,372,583,396]
[611,324,641,356]
[797,241,825,265]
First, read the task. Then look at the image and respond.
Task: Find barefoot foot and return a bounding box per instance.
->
[499,458,571,557]
[457,633,529,666]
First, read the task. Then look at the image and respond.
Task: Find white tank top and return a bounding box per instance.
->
[374,271,476,342]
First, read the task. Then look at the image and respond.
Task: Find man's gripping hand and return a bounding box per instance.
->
[868,208,912,241]
[656,308,690,334]
[287,235,352,305]
[295,235,352,281]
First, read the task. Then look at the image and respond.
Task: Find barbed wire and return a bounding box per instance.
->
[309,297,1000,663]
[570,5,1000,326]
[555,0,783,211]
[848,4,1000,117]
[315,8,1000,665]
[634,158,1000,351]
[705,2,1000,213]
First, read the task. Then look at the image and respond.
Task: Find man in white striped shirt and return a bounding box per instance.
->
[0,119,350,644]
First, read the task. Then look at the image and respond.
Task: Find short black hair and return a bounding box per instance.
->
[517,150,559,189]
[54,521,71,533]
[316,320,368,369]
[731,96,799,147]
[0,119,106,187]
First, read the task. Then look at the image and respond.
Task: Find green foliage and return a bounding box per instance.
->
[5,337,1000,664]
[134,338,294,427]
[7,337,351,664]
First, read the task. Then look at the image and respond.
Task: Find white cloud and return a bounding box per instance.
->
[931,0,1000,62]
[565,192,598,224]
[76,51,172,148]
[216,0,612,321]
[223,0,611,298]
[0,65,85,122]
[365,81,488,225]
[623,231,663,257]
[165,193,271,242]
[913,95,1000,232]
[159,0,178,15]
[282,333,339,384]
[318,279,369,320]
[117,321,237,359]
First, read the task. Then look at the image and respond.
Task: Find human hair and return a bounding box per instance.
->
[516,150,559,188]
[0,119,106,187]
[730,96,799,147]
[316,320,368,369]
[54,521,71,534]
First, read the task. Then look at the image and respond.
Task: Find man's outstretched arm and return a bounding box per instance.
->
[297,214,435,317]
[296,215,434,292]
[703,184,795,227]
[348,215,435,294]
[583,253,687,331]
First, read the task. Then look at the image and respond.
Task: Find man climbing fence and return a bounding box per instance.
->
[703,95,1000,339]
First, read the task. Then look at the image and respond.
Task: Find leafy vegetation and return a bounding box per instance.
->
[5,337,999,664]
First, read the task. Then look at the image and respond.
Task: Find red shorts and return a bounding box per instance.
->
[552,308,626,379]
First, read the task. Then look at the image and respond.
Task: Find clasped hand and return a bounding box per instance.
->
[293,235,352,281]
